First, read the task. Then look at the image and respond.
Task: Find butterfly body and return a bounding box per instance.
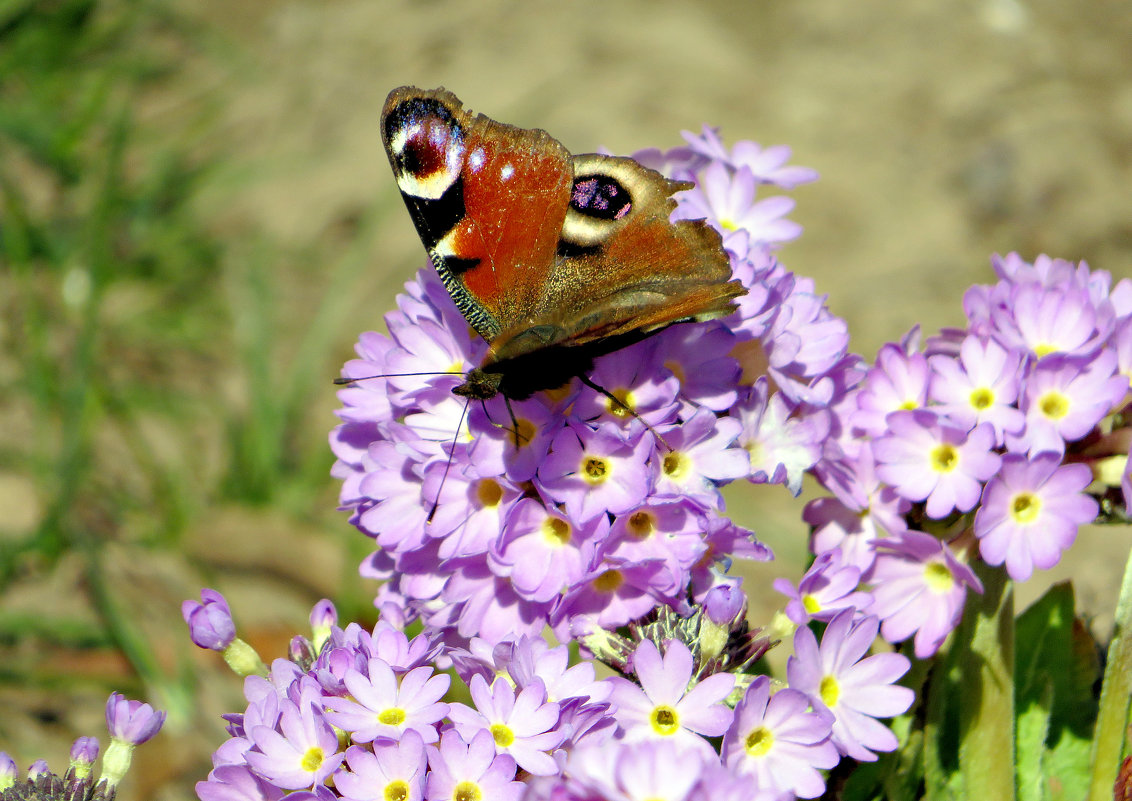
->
[380,86,745,400]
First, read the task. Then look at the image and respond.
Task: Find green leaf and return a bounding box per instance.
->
[1015,582,1100,801]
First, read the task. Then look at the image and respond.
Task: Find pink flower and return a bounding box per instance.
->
[974,453,1098,580]
[609,640,735,758]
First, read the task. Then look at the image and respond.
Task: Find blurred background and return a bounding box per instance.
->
[1,0,1129,798]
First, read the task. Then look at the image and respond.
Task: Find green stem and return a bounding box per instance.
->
[956,561,1015,800]
[1086,547,1132,801]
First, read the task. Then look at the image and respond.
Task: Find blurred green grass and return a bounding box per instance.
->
[0,0,382,778]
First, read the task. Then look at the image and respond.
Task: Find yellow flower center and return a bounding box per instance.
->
[1038,391,1069,420]
[650,705,680,736]
[593,570,623,593]
[1010,492,1041,524]
[541,516,571,546]
[1034,343,1057,358]
[511,417,536,448]
[969,387,994,410]
[924,561,954,593]
[606,388,635,418]
[475,479,503,508]
[663,451,690,481]
[820,675,841,708]
[454,781,482,801]
[931,444,958,473]
[491,723,514,748]
[300,747,325,773]
[384,780,410,801]
[625,510,656,539]
[744,726,775,757]
[583,456,609,484]
[802,594,822,615]
[378,708,405,726]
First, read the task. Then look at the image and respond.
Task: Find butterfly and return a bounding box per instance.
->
[380,86,746,405]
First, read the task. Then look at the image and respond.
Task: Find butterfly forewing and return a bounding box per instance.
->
[382,87,573,342]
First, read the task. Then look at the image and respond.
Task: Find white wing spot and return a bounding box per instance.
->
[501,164,515,181]
[469,147,486,172]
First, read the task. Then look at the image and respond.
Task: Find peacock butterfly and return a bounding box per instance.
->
[380,86,745,403]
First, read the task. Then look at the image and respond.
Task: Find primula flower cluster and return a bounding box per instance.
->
[804,253,1129,657]
[1,692,164,801]
[331,128,853,648]
[192,597,913,801]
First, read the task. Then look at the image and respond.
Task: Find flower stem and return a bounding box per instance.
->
[955,561,1015,800]
[1086,546,1132,801]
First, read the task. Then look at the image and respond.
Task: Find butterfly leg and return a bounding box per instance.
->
[578,374,672,450]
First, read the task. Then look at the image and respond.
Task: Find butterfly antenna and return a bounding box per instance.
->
[578,374,672,451]
[426,398,471,524]
[334,371,464,386]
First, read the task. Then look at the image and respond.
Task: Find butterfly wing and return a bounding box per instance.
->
[381,86,573,342]
[486,153,743,363]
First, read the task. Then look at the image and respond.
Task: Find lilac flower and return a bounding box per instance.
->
[422,464,522,560]
[323,659,449,743]
[536,425,653,523]
[651,408,750,507]
[653,322,740,412]
[851,344,931,437]
[197,765,285,801]
[786,610,914,761]
[989,281,1112,361]
[974,453,1099,580]
[490,499,606,603]
[425,729,523,801]
[559,739,715,801]
[721,675,838,799]
[601,502,707,594]
[554,561,675,637]
[448,675,565,775]
[69,737,100,776]
[735,379,827,495]
[674,162,802,247]
[0,754,15,790]
[869,531,983,658]
[1009,351,1128,455]
[105,692,166,746]
[498,635,614,708]
[928,336,1026,442]
[681,125,819,188]
[806,443,910,574]
[334,732,428,801]
[608,639,735,757]
[874,412,1001,518]
[570,339,681,429]
[245,700,343,790]
[774,550,872,624]
[182,588,237,651]
[441,559,554,645]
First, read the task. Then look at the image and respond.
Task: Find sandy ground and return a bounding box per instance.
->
[2,1,1131,798]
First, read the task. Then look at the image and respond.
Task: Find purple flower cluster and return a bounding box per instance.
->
[331,130,853,648]
[805,253,1129,657]
[0,692,164,801]
[194,598,912,801]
